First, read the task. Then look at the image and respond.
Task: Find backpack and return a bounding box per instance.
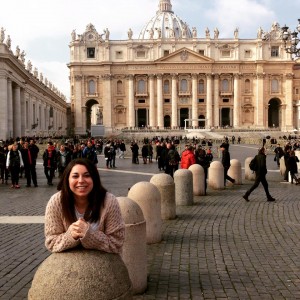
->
[249,157,257,171]
[168,149,179,166]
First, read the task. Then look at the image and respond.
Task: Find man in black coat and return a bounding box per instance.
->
[243,147,275,202]
[220,143,235,186]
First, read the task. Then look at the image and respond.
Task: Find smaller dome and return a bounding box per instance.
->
[139,0,192,40]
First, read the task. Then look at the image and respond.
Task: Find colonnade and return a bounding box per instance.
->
[0,75,66,140]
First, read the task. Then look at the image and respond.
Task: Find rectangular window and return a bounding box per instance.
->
[138,99,145,103]
[198,50,205,56]
[87,47,95,58]
[198,99,205,103]
[223,98,229,103]
[116,51,123,59]
[221,50,231,57]
[164,50,170,56]
[271,46,279,57]
[136,51,146,58]
[164,99,170,103]
[296,88,299,95]
[244,50,251,58]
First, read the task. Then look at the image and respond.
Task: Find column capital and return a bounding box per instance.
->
[233,73,242,79]
[148,74,156,79]
[191,73,198,80]
[206,73,213,79]
[156,74,163,80]
[256,72,266,79]
[171,73,178,79]
[74,75,82,81]
[285,73,294,80]
[102,74,112,80]
[126,74,134,80]
[213,73,220,79]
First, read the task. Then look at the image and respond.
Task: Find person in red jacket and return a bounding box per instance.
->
[180,145,196,169]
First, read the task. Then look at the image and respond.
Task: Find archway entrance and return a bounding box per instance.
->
[164,115,171,127]
[86,99,100,132]
[180,108,189,127]
[221,108,230,126]
[198,114,205,127]
[268,98,281,127]
[137,109,147,127]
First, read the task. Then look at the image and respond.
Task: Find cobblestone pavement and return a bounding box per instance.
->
[1,144,300,299]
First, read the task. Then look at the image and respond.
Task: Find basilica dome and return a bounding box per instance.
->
[138,0,192,40]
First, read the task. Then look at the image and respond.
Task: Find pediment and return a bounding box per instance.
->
[155,48,214,63]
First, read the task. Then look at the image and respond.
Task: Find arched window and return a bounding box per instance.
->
[198,79,204,93]
[88,80,95,94]
[271,79,279,93]
[180,79,187,92]
[164,80,170,94]
[245,79,250,93]
[138,79,145,94]
[117,80,123,94]
[222,79,229,92]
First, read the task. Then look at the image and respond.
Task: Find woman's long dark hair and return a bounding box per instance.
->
[57,158,107,224]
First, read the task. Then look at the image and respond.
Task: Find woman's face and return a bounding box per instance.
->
[68,164,93,201]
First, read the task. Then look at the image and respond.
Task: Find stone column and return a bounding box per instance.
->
[74,75,83,132]
[127,75,135,127]
[149,74,155,127]
[233,73,241,128]
[206,74,213,128]
[7,79,13,138]
[20,88,25,136]
[285,73,294,131]
[13,85,21,138]
[213,74,220,128]
[281,104,286,130]
[0,76,8,139]
[297,101,300,130]
[255,73,265,128]
[171,74,178,128]
[102,74,112,129]
[192,74,198,128]
[157,74,163,128]
[81,106,86,133]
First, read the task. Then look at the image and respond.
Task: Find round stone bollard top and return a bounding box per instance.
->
[28,249,132,300]
[150,173,174,186]
[117,196,145,225]
[230,159,241,167]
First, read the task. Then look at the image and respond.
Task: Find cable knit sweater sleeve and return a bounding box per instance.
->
[80,193,125,254]
[44,191,125,254]
[45,191,81,252]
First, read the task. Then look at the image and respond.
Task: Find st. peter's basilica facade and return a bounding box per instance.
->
[68,0,300,136]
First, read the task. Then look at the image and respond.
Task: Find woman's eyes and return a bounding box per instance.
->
[71,174,91,178]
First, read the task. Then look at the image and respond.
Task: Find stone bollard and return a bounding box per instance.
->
[174,169,193,205]
[245,157,256,181]
[188,164,205,196]
[28,249,132,300]
[280,156,286,176]
[228,159,242,184]
[128,181,162,244]
[117,197,147,295]
[208,161,224,190]
[150,173,176,220]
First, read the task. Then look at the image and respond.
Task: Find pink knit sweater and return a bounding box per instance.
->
[45,191,125,253]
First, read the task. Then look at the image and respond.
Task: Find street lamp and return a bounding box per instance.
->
[282,19,300,57]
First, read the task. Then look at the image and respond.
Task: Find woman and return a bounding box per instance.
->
[45,158,125,253]
[180,145,196,169]
[6,143,24,188]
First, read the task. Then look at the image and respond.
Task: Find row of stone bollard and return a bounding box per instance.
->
[29,157,257,299]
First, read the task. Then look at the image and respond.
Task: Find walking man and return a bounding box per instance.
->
[220,143,235,186]
[243,147,275,202]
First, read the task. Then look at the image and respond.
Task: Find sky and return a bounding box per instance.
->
[0,0,299,101]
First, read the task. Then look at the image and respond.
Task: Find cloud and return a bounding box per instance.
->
[204,0,276,37]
